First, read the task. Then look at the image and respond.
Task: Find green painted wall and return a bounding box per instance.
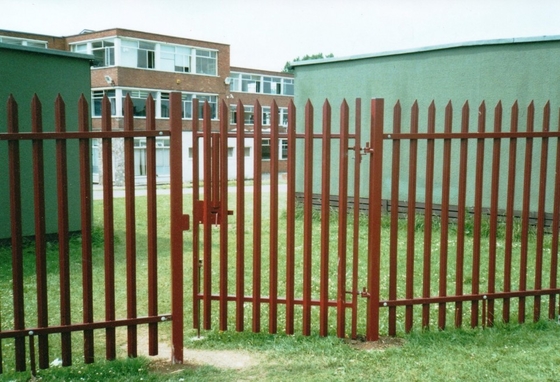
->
[0,44,92,239]
[293,39,560,213]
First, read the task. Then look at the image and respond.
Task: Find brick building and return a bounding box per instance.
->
[228,66,294,173]
[0,28,294,183]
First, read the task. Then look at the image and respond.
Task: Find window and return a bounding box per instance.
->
[230,72,294,95]
[120,39,138,67]
[0,36,47,48]
[283,78,294,95]
[160,93,170,118]
[161,45,191,73]
[158,92,218,119]
[155,138,171,176]
[230,105,238,124]
[92,140,100,182]
[134,137,170,176]
[230,76,241,92]
[260,139,288,161]
[281,139,288,159]
[138,41,156,69]
[92,90,116,116]
[160,43,214,74]
[196,95,218,119]
[262,139,271,160]
[262,107,270,125]
[181,94,218,120]
[93,88,217,119]
[230,105,287,126]
[75,38,216,75]
[182,94,193,119]
[135,139,147,176]
[71,40,114,67]
[263,77,281,95]
[120,39,155,69]
[122,90,157,117]
[72,43,88,53]
[194,49,217,75]
[279,108,289,126]
[91,40,115,67]
[242,74,261,93]
[230,105,254,125]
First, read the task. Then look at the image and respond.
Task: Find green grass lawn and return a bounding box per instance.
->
[1,183,559,380]
[2,321,559,381]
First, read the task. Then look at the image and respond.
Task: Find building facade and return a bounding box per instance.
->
[291,36,560,212]
[1,28,294,183]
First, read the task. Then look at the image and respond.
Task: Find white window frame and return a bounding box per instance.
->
[133,137,170,177]
[232,106,287,126]
[229,72,294,95]
[91,39,115,67]
[92,89,117,117]
[122,89,157,117]
[72,37,218,75]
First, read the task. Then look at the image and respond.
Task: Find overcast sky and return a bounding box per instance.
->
[2,0,560,72]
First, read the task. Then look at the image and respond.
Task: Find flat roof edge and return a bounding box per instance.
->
[290,35,560,68]
[230,66,294,77]
[65,28,230,48]
[0,42,95,61]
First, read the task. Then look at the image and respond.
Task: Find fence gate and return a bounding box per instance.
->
[190,98,380,339]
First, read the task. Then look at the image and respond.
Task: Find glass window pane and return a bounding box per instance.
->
[161,93,170,118]
[160,46,175,71]
[121,40,138,67]
[283,79,294,95]
[195,49,217,75]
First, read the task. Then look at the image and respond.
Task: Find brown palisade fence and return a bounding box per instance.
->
[0,93,187,375]
[2,93,560,376]
[192,97,560,343]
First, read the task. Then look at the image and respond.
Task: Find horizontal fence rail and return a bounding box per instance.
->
[0,93,185,374]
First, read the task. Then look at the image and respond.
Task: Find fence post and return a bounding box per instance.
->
[366,98,384,341]
[7,95,26,371]
[169,92,184,363]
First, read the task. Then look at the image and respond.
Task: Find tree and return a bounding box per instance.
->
[282,53,334,73]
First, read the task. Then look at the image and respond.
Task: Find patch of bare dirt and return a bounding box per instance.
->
[135,334,260,371]
[344,335,405,351]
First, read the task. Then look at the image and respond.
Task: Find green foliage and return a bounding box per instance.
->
[282,53,334,73]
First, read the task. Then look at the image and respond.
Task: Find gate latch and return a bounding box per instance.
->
[362,142,374,155]
[194,200,233,226]
[360,287,370,298]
